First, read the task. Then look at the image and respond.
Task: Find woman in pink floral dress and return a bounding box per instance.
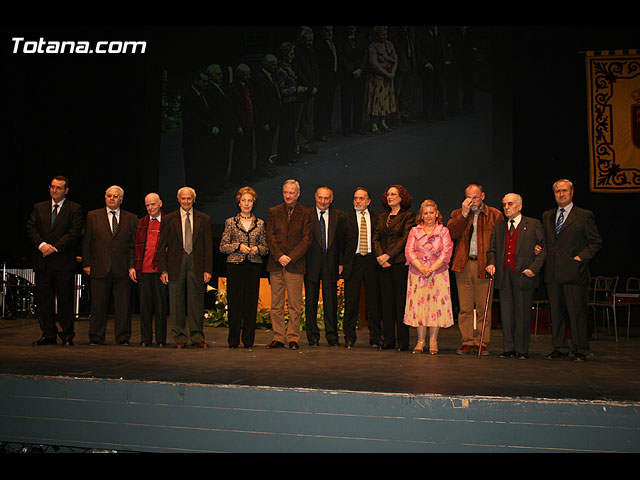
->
[403,199,454,354]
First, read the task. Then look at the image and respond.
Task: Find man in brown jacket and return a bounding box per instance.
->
[447,183,503,355]
[265,179,313,349]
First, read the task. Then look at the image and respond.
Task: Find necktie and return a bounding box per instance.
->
[51,204,59,226]
[110,210,118,236]
[359,211,368,255]
[184,211,193,254]
[509,219,515,235]
[555,208,565,234]
[319,210,327,252]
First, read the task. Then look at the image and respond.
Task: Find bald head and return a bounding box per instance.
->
[145,193,162,217]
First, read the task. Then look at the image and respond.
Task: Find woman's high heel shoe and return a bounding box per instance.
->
[429,343,439,355]
[413,342,426,354]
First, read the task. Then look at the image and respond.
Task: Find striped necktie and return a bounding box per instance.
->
[110,210,118,236]
[555,208,565,234]
[319,210,327,252]
[359,211,368,255]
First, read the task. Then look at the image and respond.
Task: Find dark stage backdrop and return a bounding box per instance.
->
[2,25,638,287]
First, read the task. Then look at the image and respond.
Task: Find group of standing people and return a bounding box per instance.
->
[180,25,479,200]
[27,175,602,362]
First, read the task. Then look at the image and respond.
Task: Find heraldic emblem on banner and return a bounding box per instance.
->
[585,50,640,192]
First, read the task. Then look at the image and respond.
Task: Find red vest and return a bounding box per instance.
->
[142,218,161,273]
[504,223,519,273]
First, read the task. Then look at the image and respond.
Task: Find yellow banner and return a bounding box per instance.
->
[585,50,640,192]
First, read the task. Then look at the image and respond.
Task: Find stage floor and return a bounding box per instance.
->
[1,315,639,403]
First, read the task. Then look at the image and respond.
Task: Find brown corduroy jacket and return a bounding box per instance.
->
[447,204,504,277]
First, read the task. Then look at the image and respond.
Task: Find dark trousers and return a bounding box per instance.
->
[546,280,590,354]
[379,262,409,348]
[226,261,261,347]
[35,268,76,341]
[304,259,339,345]
[276,102,297,164]
[499,268,534,354]
[89,272,132,344]
[340,78,365,134]
[343,254,382,344]
[315,79,337,138]
[231,127,254,182]
[168,253,205,344]
[255,121,278,173]
[138,272,168,345]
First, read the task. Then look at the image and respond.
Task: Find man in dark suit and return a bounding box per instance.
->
[252,54,281,177]
[314,26,339,142]
[304,186,344,346]
[82,185,137,345]
[542,179,602,362]
[26,175,83,346]
[204,64,241,194]
[158,187,213,349]
[341,187,383,348]
[486,193,546,359]
[128,193,168,347]
[181,70,215,201]
[265,179,313,350]
[227,63,255,183]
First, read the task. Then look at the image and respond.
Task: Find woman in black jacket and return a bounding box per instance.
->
[373,184,416,351]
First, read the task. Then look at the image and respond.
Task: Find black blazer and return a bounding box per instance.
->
[251,69,281,129]
[305,207,343,279]
[487,216,546,290]
[82,208,137,278]
[26,199,83,272]
[341,208,379,280]
[373,209,417,265]
[542,205,602,286]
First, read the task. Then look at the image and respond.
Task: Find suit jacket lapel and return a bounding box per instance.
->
[328,208,338,248]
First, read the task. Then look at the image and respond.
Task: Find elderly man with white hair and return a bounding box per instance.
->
[158,186,213,349]
[82,185,138,345]
[486,193,545,359]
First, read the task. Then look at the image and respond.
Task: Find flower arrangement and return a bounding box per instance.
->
[204,280,347,331]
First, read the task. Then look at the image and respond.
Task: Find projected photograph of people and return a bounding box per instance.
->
[157,25,510,227]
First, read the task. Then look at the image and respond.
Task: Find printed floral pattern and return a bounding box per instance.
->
[403,270,454,328]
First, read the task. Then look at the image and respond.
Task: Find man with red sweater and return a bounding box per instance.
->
[129,193,168,347]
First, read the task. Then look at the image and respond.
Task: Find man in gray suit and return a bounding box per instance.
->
[486,193,545,359]
[542,179,602,362]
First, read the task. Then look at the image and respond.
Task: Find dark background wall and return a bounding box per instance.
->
[2,25,638,285]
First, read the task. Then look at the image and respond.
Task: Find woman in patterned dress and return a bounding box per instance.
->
[403,199,454,354]
[365,26,398,134]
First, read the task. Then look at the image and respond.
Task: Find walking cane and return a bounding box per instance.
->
[477,273,494,359]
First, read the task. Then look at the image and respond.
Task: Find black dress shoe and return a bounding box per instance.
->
[139,342,150,347]
[32,337,57,346]
[573,352,586,362]
[516,353,528,360]
[379,343,395,350]
[289,341,299,350]
[544,349,568,360]
[266,340,285,349]
[118,341,130,346]
[345,340,355,349]
[397,345,409,352]
[499,351,516,359]
[62,338,74,346]
[328,341,341,347]
[308,339,320,346]
[157,342,166,348]
[370,340,383,348]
